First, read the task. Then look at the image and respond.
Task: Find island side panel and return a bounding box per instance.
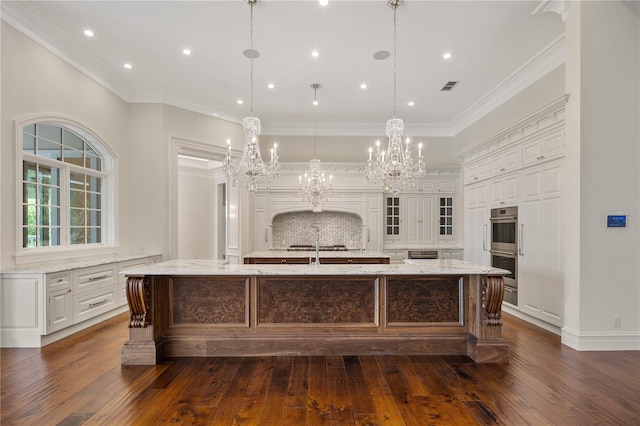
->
[466,274,509,363]
[122,276,170,365]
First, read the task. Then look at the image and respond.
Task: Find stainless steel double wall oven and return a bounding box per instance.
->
[490,206,518,305]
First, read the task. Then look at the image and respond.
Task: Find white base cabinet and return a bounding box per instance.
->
[0,254,161,347]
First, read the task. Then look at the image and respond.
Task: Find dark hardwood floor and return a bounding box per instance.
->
[1,312,639,425]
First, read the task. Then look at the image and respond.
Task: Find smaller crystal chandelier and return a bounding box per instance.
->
[222,0,279,193]
[365,0,424,194]
[299,84,333,211]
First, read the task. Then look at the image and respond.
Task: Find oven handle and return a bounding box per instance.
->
[519,224,524,256]
[490,250,518,257]
[482,224,488,251]
[489,216,517,221]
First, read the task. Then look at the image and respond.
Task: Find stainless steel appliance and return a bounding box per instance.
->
[407,250,438,260]
[490,206,518,253]
[490,207,518,306]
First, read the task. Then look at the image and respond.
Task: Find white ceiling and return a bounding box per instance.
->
[2,1,565,137]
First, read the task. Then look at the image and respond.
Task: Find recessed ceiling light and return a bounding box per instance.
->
[123,63,132,69]
[83,29,94,37]
[313,100,319,106]
[267,83,275,89]
[182,49,192,55]
[373,50,390,60]
[311,50,320,58]
[443,52,453,60]
[319,0,329,6]
[360,83,367,89]
[237,99,243,105]
[408,101,414,106]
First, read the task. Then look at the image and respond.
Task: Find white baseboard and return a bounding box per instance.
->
[502,304,562,335]
[1,306,128,348]
[561,327,640,351]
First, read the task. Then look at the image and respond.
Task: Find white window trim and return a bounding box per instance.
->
[14,115,119,265]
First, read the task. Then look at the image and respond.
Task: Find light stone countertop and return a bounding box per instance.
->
[1,254,161,274]
[244,250,390,258]
[122,258,509,277]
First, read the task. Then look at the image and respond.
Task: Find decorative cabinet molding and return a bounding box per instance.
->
[460,96,566,328]
[0,254,161,348]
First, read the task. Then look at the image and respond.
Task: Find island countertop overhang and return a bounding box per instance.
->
[121,258,509,277]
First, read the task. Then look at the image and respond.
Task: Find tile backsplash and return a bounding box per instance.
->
[272,211,363,249]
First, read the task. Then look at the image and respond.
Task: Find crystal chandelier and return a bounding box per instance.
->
[223,0,279,193]
[299,84,333,210]
[365,0,424,194]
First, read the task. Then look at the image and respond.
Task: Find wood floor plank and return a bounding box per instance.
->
[2,312,639,426]
[307,355,331,425]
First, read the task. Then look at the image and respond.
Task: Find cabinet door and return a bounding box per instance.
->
[47,288,73,333]
[518,162,563,326]
[253,194,269,251]
[384,196,403,243]
[405,195,434,245]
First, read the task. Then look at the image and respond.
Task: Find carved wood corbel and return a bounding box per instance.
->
[482,276,504,326]
[126,276,150,328]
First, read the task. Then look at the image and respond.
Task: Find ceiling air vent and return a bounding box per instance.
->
[441,81,459,91]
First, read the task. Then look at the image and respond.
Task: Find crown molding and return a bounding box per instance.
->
[449,34,566,136]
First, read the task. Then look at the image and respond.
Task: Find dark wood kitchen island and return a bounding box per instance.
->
[121,259,509,365]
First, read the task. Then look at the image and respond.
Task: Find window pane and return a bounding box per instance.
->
[63,130,84,150]
[23,227,37,248]
[86,210,101,227]
[37,124,62,143]
[85,153,101,171]
[38,165,60,186]
[38,186,60,207]
[87,227,101,244]
[37,138,62,161]
[70,172,85,190]
[86,192,101,209]
[23,205,37,226]
[24,124,36,135]
[440,198,446,206]
[23,135,35,153]
[447,228,452,235]
[70,227,85,245]
[23,162,37,182]
[63,146,84,167]
[70,190,85,208]
[23,184,36,203]
[87,176,101,193]
[440,207,445,216]
[447,198,453,207]
[70,208,85,226]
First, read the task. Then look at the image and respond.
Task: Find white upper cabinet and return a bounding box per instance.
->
[464,159,490,184]
[490,173,519,207]
[490,146,520,176]
[521,130,565,166]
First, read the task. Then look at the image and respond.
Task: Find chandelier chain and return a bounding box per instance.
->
[250,0,254,113]
[393,4,397,118]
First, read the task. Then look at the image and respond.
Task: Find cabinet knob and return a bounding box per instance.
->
[281,259,287,264]
[500,168,506,172]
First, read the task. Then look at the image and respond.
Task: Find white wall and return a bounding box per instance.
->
[0,22,129,269]
[455,65,565,153]
[563,0,640,349]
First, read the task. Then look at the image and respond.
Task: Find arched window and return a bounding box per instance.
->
[19,120,114,251]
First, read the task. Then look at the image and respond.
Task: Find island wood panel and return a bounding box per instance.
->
[244,257,310,264]
[257,277,376,324]
[122,272,508,364]
[386,277,462,325]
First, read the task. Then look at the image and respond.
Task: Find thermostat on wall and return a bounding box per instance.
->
[607,215,626,228]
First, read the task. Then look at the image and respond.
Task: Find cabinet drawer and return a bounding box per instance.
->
[439,249,463,260]
[72,287,118,324]
[72,264,118,294]
[47,272,71,292]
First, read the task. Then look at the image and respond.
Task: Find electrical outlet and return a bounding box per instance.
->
[612,316,622,329]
